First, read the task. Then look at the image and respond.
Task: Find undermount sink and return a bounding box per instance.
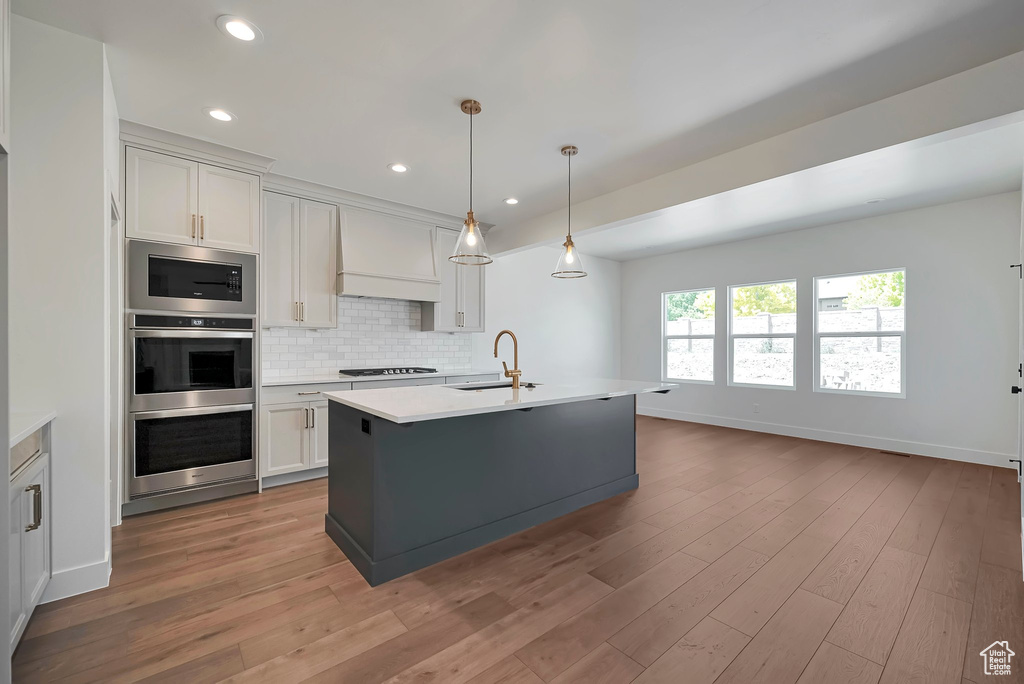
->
[448,382,539,391]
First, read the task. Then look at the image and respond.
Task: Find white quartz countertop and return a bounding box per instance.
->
[262,369,499,387]
[324,378,677,423]
[9,410,57,449]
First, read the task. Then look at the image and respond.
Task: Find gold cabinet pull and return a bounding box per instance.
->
[191,214,197,239]
[300,302,305,322]
[310,407,316,429]
[304,408,309,429]
[25,484,41,532]
[200,215,205,240]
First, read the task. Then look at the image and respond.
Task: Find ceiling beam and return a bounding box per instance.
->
[487,50,1024,256]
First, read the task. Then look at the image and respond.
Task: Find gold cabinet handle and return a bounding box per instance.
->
[300,302,305,322]
[25,484,41,532]
[304,408,309,429]
[310,407,316,429]
[200,215,205,240]
[295,302,300,321]
[191,214,197,239]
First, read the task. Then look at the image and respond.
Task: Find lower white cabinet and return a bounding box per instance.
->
[259,374,498,483]
[9,451,50,651]
[260,401,327,477]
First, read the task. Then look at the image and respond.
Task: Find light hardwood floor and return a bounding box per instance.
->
[12,417,1023,683]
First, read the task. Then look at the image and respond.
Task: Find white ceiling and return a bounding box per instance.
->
[574,117,1024,261]
[14,0,1024,230]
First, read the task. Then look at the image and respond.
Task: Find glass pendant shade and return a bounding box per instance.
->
[450,210,492,265]
[552,235,586,278]
[552,144,587,278]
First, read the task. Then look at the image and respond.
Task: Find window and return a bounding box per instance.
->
[729,280,797,388]
[663,289,715,383]
[814,269,905,396]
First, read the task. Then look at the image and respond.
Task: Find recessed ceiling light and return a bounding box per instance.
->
[866,198,887,204]
[204,107,236,122]
[388,163,409,173]
[503,198,519,205]
[216,15,263,42]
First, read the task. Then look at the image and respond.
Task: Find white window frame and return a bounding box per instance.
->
[662,288,715,385]
[728,279,797,390]
[813,268,906,399]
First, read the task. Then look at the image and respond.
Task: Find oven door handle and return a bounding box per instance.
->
[129,330,254,339]
[130,403,256,421]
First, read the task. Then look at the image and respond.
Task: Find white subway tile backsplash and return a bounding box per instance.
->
[262,296,473,378]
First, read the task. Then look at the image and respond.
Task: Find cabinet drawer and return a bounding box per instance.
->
[350,377,447,390]
[261,382,353,405]
[10,429,41,478]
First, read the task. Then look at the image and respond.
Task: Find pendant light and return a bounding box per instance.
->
[552,145,587,278]
[450,99,492,265]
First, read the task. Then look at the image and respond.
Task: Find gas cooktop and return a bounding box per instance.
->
[339,367,438,377]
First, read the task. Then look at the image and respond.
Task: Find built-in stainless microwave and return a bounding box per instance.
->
[128,240,257,315]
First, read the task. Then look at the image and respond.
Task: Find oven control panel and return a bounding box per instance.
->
[132,315,254,330]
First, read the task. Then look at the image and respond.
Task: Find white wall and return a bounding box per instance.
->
[623,192,1021,467]
[10,15,111,599]
[472,246,622,380]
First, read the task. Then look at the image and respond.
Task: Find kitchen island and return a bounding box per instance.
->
[323,378,675,585]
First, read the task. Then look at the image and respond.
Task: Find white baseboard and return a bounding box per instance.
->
[261,467,327,489]
[41,557,110,603]
[638,407,1016,469]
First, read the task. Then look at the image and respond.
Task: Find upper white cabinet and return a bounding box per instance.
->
[422,227,485,332]
[262,191,337,328]
[0,0,10,153]
[125,147,260,254]
[197,164,261,253]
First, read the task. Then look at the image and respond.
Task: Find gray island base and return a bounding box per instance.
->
[324,391,645,586]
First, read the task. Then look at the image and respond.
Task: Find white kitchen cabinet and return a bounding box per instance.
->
[125,147,198,246]
[0,0,10,153]
[125,147,260,253]
[9,451,50,651]
[260,404,308,477]
[299,201,338,328]
[262,191,337,328]
[422,227,485,332]
[309,401,330,469]
[262,193,301,327]
[259,400,328,477]
[197,163,261,253]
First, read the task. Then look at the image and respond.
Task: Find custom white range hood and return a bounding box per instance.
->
[337,205,441,302]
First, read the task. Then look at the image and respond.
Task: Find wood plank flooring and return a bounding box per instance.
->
[12,417,1023,683]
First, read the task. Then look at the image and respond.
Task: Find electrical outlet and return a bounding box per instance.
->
[753,403,760,414]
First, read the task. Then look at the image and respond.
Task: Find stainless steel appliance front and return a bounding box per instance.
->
[128,403,256,497]
[129,323,255,412]
[128,240,257,315]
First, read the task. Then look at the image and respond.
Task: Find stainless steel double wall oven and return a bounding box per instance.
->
[126,240,258,505]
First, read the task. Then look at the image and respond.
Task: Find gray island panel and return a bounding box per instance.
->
[325,394,638,585]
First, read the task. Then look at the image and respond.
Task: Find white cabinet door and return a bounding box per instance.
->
[309,401,330,469]
[422,228,460,331]
[8,483,24,651]
[299,200,338,328]
[20,458,49,610]
[198,164,260,253]
[459,259,485,332]
[262,192,301,327]
[0,0,10,153]
[125,147,199,246]
[260,404,309,477]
